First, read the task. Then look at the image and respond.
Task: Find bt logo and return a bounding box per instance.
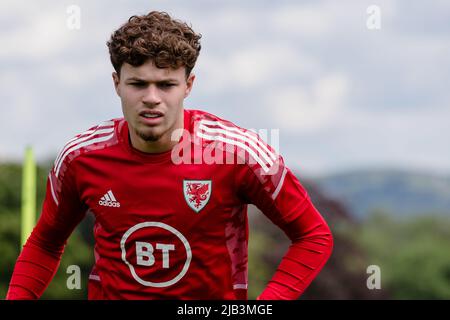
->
[135,242,175,268]
[120,222,191,287]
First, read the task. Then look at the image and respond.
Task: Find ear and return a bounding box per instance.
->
[184,73,195,98]
[112,72,120,96]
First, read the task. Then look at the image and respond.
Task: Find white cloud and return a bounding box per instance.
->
[196,44,320,93]
[49,58,111,88]
[266,73,350,131]
[270,4,334,38]
[0,6,73,59]
[196,8,256,35]
[269,1,398,39]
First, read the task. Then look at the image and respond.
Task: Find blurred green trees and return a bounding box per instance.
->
[0,163,92,299]
[354,211,450,299]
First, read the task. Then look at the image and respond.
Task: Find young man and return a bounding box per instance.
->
[7,11,333,300]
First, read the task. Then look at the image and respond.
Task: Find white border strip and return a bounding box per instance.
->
[89,274,101,281]
[233,284,248,289]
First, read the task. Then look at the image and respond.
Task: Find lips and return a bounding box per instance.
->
[139,110,164,126]
[139,110,164,118]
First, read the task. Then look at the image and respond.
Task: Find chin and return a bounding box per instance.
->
[136,127,164,142]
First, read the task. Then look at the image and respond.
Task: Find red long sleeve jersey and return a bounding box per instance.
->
[7,109,333,300]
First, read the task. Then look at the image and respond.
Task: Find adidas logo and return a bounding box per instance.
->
[99,190,121,207]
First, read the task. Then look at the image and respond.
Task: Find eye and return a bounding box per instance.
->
[129,82,146,88]
[158,83,175,89]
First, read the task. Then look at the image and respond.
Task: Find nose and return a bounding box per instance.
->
[142,84,161,105]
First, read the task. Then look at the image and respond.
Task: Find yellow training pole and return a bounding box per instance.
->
[21,146,36,247]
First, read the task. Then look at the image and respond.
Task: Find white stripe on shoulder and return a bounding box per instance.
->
[271,167,288,200]
[199,119,277,161]
[197,131,271,173]
[55,132,115,177]
[54,127,114,169]
[54,121,114,168]
[49,173,59,206]
[62,128,96,147]
[199,123,274,166]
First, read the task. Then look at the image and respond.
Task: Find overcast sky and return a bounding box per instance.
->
[1,0,449,177]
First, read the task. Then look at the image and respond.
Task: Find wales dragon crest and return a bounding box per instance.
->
[183,180,212,213]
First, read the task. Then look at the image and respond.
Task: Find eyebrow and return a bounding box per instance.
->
[125,77,179,83]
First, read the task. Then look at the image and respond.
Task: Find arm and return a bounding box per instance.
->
[6,164,86,299]
[238,161,333,300]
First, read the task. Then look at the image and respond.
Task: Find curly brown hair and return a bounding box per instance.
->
[107,11,201,77]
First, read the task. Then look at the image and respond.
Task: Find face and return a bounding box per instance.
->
[113,60,195,153]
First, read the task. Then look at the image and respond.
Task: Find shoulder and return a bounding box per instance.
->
[187,109,258,140]
[187,109,234,124]
[52,118,123,178]
[186,109,280,175]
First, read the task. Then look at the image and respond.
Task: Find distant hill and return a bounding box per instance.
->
[314,169,450,220]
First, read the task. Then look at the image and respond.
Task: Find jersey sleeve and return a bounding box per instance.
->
[236,151,333,300]
[6,156,87,299]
